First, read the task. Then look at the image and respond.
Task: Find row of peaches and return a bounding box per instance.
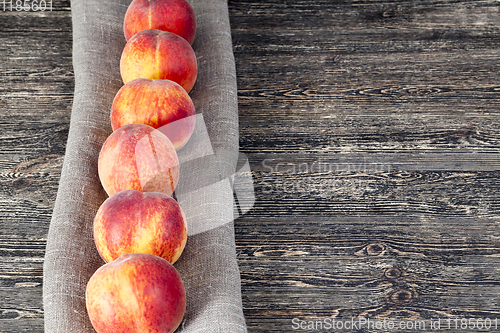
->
[85,1,199,332]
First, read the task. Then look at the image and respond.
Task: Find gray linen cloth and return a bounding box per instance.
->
[42,0,248,331]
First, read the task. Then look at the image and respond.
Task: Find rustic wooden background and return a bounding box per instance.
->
[1,0,500,332]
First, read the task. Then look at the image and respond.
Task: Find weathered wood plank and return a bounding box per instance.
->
[0,1,71,331]
[228,0,500,332]
[228,0,500,30]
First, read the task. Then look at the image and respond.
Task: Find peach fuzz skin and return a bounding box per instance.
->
[111,78,196,150]
[93,190,187,264]
[98,123,179,197]
[120,29,197,93]
[124,0,196,45]
[86,253,186,333]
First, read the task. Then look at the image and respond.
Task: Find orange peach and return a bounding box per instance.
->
[98,123,179,196]
[93,190,187,264]
[120,29,197,93]
[124,0,196,45]
[86,253,186,333]
[110,78,196,150]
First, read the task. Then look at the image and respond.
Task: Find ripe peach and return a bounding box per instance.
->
[98,123,179,196]
[120,29,197,93]
[110,78,196,150]
[86,253,186,333]
[93,190,187,264]
[124,0,196,45]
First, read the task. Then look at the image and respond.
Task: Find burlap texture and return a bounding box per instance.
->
[42,0,247,331]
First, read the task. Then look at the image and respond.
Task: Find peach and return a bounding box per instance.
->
[111,78,196,150]
[124,0,196,45]
[86,253,186,333]
[120,29,197,93]
[93,190,187,264]
[98,123,179,196]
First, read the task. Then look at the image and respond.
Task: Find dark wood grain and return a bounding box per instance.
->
[1,0,500,332]
[0,1,72,331]
[229,0,500,332]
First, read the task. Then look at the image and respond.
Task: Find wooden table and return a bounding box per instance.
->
[1,1,499,332]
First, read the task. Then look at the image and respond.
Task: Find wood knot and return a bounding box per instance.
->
[382,10,396,18]
[384,267,402,279]
[12,177,32,190]
[390,290,413,304]
[366,243,385,256]
[453,125,477,138]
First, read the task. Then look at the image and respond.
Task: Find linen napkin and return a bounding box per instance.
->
[43,0,249,331]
